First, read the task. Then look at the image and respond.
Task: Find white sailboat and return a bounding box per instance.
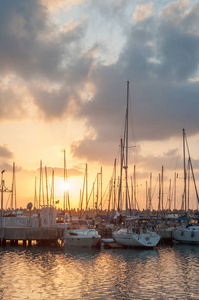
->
[62,219,101,247]
[113,216,160,248]
[112,81,160,248]
[172,129,199,244]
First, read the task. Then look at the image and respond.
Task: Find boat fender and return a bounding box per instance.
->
[191,231,194,238]
[180,231,184,236]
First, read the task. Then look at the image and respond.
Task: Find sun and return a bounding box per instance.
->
[61,181,70,192]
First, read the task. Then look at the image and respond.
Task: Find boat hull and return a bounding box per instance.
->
[172,229,199,244]
[112,229,160,248]
[63,235,101,247]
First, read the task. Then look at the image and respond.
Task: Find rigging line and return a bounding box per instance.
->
[185,136,199,203]
[128,85,137,161]
[101,182,111,210]
[151,175,159,202]
[82,172,99,214]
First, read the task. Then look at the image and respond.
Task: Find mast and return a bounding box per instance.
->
[63,150,66,211]
[39,160,44,207]
[188,159,190,211]
[174,172,177,210]
[134,165,136,211]
[45,166,49,206]
[149,172,152,212]
[113,159,116,211]
[131,176,133,211]
[125,81,129,216]
[93,182,95,219]
[161,166,164,212]
[86,163,88,212]
[100,166,102,214]
[169,179,171,211]
[34,177,37,208]
[146,181,148,212]
[51,169,54,206]
[158,173,160,212]
[118,138,123,212]
[183,128,186,212]
[11,162,16,210]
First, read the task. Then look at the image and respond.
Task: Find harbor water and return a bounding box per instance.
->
[1,244,199,299]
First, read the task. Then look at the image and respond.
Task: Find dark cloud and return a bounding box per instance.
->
[71,1,199,164]
[0,0,89,119]
[0,145,13,159]
[1,0,199,168]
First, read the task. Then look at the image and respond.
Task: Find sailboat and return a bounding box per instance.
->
[112,81,161,248]
[172,129,199,244]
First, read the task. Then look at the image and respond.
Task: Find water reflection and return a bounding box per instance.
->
[1,244,199,299]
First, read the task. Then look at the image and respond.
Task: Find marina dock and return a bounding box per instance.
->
[0,226,62,245]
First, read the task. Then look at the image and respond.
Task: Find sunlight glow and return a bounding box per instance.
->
[61,181,70,192]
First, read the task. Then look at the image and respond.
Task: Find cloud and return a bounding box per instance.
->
[133,2,154,24]
[37,166,83,177]
[0,145,13,159]
[1,0,199,168]
[41,0,85,13]
[0,0,89,119]
[70,1,199,165]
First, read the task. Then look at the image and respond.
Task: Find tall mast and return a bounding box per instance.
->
[34,177,37,208]
[183,128,186,212]
[125,81,129,216]
[158,173,161,213]
[146,181,148,211]
[134,165,136,211]
[63,149,66,211]
[51,169,54,206]
[149,172,152,211]
[45,166,49,206]
[86,163,88,212]
[113,159,116,211]
[161,166,164,211]
[118,138,123,212]
[174,172,176,210]
[11,162,16,209]
[100,166,102,214]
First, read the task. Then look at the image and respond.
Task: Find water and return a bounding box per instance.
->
[1,243,199,300]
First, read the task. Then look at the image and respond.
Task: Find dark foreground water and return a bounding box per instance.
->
[0,243,199,300]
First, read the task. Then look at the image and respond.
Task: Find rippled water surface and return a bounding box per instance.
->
[1,243,199,299]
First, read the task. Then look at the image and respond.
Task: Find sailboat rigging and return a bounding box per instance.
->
[112,81,161,248]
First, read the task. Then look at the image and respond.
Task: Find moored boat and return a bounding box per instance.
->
[172,217,199,244]
[62,219,101,247]
[112,217,161,248]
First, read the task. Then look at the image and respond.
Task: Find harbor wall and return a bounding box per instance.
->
[0,226,58,241]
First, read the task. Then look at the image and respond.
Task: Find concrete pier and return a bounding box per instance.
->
[0,227,59,245]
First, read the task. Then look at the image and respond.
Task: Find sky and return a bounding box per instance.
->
[1,0,199,211]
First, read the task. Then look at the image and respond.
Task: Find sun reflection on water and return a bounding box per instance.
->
[1,245,199,299]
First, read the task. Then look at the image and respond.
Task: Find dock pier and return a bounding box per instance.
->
[0,226,64,246]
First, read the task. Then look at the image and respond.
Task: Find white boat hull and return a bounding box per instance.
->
[112,229,160,248]
[63,235,101,247]
[172,227,199,244]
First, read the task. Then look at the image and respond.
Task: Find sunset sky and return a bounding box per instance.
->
[1,0,199,211]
